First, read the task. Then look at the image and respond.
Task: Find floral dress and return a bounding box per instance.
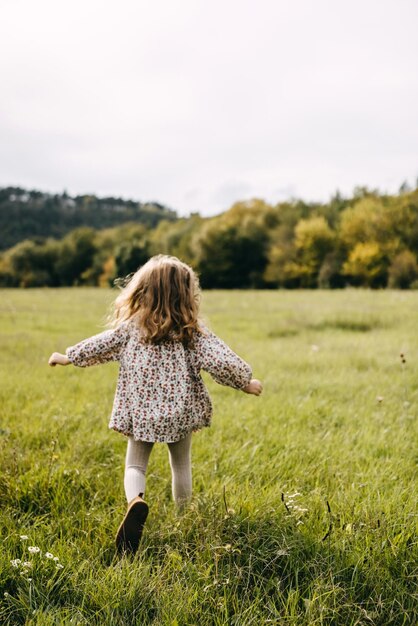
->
[66,322,252,442]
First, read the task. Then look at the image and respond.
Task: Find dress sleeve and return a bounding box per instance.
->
[66,323,130,367]
[195,328,252,390]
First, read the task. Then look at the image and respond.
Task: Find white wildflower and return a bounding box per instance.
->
[22,561,32,568]
[28,546,41,554]
[45,552,54,559]
[20,535,29,541]
[53,556,59,562]
[56,563,64,570]
[376,396,384,403]
[10,559,21,568]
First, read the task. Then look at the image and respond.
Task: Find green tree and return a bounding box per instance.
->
[55,228,97,285]
[294,216,335,287]
[339,197,390,249]
[114,240,149,279]
[388,250,418,289]
[148,215,204,266]
[264,216,336,288]
[318,252,345,288]
[196,200,274,288]
[342,242,388,287]
[263,224,299,288]
[0,239,59,287]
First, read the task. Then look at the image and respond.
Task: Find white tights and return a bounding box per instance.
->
[124,433,192,506]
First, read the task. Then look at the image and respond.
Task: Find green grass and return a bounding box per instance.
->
[0,288,417,625]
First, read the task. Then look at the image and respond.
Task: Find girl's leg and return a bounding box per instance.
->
[167,432,192,506]
[124,437,154,502]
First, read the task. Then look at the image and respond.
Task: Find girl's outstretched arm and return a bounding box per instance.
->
[196,328,262,394]
[49,323,129,368]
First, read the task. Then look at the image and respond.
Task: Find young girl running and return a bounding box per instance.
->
[48,255,262,555]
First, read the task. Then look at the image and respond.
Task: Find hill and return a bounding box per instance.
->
[0,187,177,250]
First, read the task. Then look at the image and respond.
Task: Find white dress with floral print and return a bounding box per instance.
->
[66,323,252,442]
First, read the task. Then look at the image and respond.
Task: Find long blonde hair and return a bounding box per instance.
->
[111,255,202,345]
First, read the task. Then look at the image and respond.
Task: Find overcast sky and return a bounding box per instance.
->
[0,0,417,216]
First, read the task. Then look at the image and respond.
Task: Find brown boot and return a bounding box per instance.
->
[115,495,149,556]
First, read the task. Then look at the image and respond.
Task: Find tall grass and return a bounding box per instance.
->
[0,289,417,625]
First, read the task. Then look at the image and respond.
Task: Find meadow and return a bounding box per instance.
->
[0,288,417,625]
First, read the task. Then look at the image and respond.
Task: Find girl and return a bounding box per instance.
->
[48,255,262,555]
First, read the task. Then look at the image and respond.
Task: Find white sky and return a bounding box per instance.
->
[0,0,417,216]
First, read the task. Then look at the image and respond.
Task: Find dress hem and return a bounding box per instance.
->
[109,423,209,443]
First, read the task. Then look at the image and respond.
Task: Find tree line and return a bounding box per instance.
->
[1,184,418,289]
[0,187,176,251]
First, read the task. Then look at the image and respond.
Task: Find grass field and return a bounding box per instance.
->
[0,288,417,625]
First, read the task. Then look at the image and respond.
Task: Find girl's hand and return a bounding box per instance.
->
[48,352,70,367]
[242,379,263,396]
